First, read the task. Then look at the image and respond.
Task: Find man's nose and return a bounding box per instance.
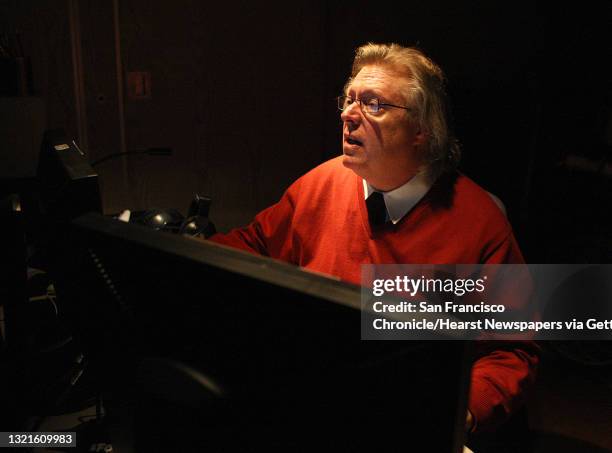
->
[340,101,362,125]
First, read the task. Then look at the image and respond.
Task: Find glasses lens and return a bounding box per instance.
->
[364,99,380,114]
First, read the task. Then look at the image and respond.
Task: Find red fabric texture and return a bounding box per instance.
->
[210,156,538,432]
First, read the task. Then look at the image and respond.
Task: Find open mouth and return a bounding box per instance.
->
[346,136,363,146]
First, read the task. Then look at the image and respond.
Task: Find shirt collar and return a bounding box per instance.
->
[363,170,433,224]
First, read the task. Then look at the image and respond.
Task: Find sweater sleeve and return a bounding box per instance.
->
[469,340,539,433]
[209,178,301,261]
[468,230,540,433]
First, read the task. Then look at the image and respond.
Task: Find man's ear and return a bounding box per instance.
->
[413,125,428,147]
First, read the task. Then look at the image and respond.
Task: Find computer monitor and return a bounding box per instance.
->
[20,128,102,272]
[58,212,470,452]
[36,129,102,222]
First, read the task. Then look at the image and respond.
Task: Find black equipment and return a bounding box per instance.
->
[56,213,470,452]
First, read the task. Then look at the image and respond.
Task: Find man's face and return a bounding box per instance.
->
[341,64,425,191]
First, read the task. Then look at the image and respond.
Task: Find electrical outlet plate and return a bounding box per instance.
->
[127,71,151,100]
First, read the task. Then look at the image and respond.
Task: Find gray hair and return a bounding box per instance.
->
[346,43,461,177]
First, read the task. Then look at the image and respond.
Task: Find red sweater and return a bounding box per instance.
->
[211,156,538,432]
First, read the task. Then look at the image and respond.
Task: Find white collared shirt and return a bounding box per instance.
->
[363,171,433,224]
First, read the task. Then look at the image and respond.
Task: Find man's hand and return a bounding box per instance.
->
[465,409,474,433]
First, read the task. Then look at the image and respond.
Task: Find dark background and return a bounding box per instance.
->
[1,0,610,262]
[2,2,612,450]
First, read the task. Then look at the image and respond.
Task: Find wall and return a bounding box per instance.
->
[103,0,326,230]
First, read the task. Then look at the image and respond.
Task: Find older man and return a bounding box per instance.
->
[210,43,538,435]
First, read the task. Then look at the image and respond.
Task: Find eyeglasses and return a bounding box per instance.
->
[337,95,411,114]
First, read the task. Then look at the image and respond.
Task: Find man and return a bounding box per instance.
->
[210,43,538,435]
